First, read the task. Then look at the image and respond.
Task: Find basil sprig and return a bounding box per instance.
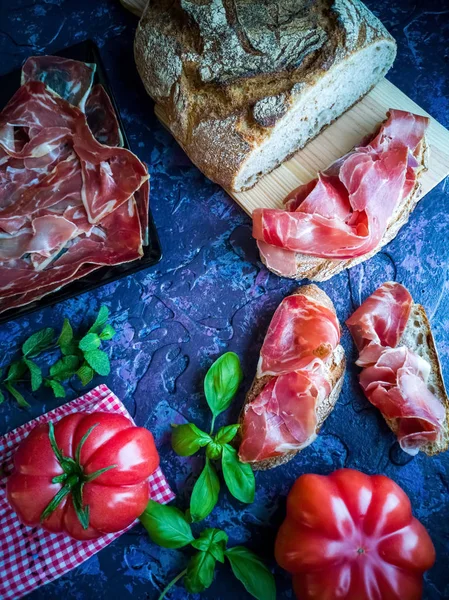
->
[0,306,116,407]
[140,501,275,600]
[171,352,254,521]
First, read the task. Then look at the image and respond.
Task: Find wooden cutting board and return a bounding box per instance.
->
[122,0,449,215]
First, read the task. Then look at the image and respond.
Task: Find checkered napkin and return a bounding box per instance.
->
[0,384,175,599]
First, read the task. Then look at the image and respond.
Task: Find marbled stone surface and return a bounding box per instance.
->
[0,1,448,598]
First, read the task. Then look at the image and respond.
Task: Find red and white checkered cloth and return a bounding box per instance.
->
[0,384,175,599]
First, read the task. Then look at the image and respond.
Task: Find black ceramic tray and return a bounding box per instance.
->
[0,40,162,325]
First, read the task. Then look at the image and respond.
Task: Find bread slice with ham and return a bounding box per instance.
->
[346,282,448,456]
[238,285,346,470]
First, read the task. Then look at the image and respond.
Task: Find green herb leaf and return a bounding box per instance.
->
[171,423,212,457]
[5,360,27,382]
[23,358,43,391]
[205,441,222,460]
[88,305,109,334]
[79,333,101,352]
[204,352,243,419]
[139,500,194,549]
[214,424,240,445]
[190,458,220,522]
[222,444,255,504]
[99,324,116,341]
[84,349,110,376]
[184,550,216,594]
[225,546,276,600]
[76,364,94,386]
[4,382,29,408]
[191,528,228,563]
[0,388,4,404]
[49,355,80,381]
[22,328,54,357]
[45,379,66,398]
[57,319,75,355]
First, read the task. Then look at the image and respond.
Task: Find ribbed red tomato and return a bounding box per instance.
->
[275,469,435,600]
[7,412,159,540]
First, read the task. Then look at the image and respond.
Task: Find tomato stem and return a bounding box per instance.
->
[158,568,188,600]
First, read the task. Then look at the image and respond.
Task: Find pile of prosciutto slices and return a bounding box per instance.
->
[0,56,150,314]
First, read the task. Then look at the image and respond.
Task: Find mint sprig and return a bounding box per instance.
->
[171,352,254,522]
[0,306,116,407]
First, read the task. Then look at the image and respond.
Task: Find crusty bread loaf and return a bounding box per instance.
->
[238,284,346,470]
[134,0,396,192]
[383,302,449,456]
[260,136,429,282]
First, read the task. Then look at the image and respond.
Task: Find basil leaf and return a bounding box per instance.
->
[45,379,66,398]
[139,500,194,549]
[99,324,116,340]
[23,358,43,391]
[225,546,276,600]
[79,333,101,352]
[190,458,220,522]
[5,360,27,382]
[5,383,29,408]
[214,424,240,445]
[84,349,110,376]
[222,444,255,504]
[205,441,222,460]
[50,355,80,381]
[57,318,75,355]
[171,423,212,456]
[191,528,228,563]
[204,352,243,419]
[88,305,109,334]
[22,328,54,357]
[76,364,94,386]
[184,551,216,594]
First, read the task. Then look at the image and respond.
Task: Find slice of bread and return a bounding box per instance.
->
[260,137,429,282]
[384,302,449,456]
[238,284,346,471]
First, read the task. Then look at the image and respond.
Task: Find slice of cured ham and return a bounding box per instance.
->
[253,110,429,275]
[239,288,342,464]
[346,282,445,455]
[0,56,150,315]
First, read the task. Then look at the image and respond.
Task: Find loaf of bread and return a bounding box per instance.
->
[135,0,396,192]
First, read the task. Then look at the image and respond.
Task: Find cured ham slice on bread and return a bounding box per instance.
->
[346,282,449,456]
[238,285,346,470]
[253,110,429,282]
[0,56,150,314]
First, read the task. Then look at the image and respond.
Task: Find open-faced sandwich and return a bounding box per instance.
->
[238,285,345,469]
[346,282,449,456]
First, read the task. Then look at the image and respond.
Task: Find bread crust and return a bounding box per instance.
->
[135,0,396,190]
[237,284,346,470]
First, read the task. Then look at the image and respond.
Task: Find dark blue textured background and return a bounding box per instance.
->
[1,1,449,598]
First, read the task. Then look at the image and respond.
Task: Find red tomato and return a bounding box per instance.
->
[275,469,435,600]
[7,412,160,540]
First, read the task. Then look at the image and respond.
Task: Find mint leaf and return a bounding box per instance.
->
[190,458,220,522]
[79,333,101,352]
[45,379,66,398]
[88,305,109,334]
[184,550,216,594]
[84,349,110,376]
[225,546,276,600]
[214,424,240,445]
[76,364,94,386]
[4,383,29,408]
[5,360,27,382]
[171,423,212,457]
[139,500,194,549]
[57,319,77,355]
[191,528,228,563]
[222,444,255,504]
[50,355,80,381]
[99,324,116,341]
[23,358,43,391]
[22,328,54,357]
[204,352,243,419]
